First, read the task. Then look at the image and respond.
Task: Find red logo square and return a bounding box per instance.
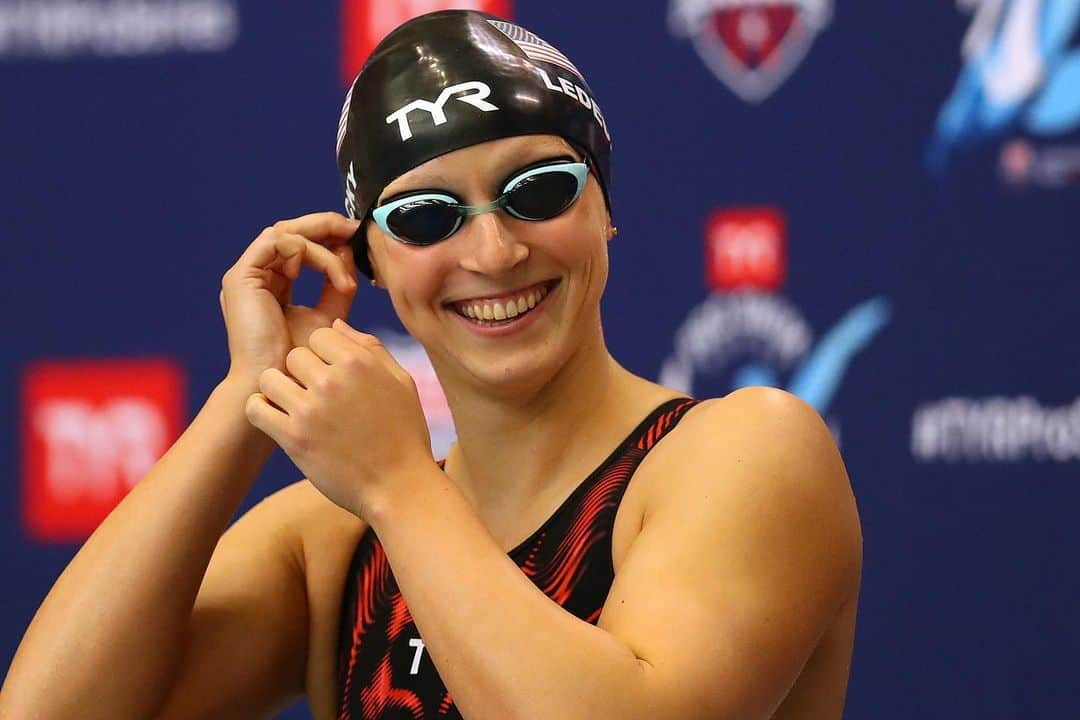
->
[21,359,186,542]
[342,0,514,84]
[705,207,787,292]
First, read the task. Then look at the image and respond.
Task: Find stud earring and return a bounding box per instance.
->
[610,226,619,238]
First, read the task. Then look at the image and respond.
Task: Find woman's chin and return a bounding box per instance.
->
[457,352,560,396]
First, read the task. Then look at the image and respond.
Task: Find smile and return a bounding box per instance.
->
[450,280,556,326]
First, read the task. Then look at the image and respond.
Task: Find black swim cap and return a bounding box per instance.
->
[336,10,613,277]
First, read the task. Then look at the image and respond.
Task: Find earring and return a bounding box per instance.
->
[610,226,619,238]
[370,279,379,287]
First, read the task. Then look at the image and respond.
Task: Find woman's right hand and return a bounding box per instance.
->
[219,212,361,391]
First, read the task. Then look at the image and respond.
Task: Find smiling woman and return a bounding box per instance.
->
[0,9,861,720]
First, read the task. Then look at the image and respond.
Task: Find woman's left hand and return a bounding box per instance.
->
[244,318,435,519]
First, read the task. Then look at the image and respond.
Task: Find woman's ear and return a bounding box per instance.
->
[365,226,385,289]
[368,258,383,289]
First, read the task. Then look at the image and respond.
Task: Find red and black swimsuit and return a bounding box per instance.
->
[335,397,698,720]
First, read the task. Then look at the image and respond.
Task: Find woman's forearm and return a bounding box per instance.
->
[0,377,275,720]
[366,465,653,720]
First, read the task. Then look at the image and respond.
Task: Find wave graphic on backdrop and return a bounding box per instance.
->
[730,297,892,412]
[927,0,1080,172]
[660,294,890,423]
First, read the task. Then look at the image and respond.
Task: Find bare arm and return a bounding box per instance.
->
[360,387,862,720]
[0,379,278,719]
[0,212,360,720]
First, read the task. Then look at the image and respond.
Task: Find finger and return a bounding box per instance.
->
[314,245,359,321]
[245,392,287,440]
[308,324,369,365]
[271,212,361,248]
[237,231,355,294]
[284,345,330,388]
[330,320,409,380]
[257,368,306,415]
[291,233,356,293]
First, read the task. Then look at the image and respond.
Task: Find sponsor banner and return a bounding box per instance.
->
[341,0,512,84]
[660,206,889,442]
[912,396,1080,463]
[927,0,1080,187]
[377,329,456,458]
[0,0,239,59]
[705,207,786,291]
[21,359,186,542]
[668,0,833,103]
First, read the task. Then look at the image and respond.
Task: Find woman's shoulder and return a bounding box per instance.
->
[663,386,838,461]
[638,386,856,530]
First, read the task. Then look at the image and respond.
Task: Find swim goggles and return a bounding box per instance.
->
[371,157,590,246]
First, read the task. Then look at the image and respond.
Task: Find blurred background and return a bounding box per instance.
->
[2,1,1077,717]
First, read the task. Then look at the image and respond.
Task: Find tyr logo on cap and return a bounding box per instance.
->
[669,0,833,103]
[386,81,500,141]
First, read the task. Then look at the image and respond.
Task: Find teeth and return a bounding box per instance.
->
[455,283,551,323]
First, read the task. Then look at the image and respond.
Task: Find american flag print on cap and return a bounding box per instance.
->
[486,19,585,79]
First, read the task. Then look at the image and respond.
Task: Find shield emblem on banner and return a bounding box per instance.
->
[669,0,833,103]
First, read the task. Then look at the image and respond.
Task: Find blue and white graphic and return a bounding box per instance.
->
[659,293,890,437]
[928,0,1080,171]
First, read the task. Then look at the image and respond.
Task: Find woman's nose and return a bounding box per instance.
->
[457,211,529,274]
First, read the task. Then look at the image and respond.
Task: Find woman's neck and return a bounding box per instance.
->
[436,329,674,529]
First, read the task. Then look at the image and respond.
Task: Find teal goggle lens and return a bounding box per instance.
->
[372,161,589,246]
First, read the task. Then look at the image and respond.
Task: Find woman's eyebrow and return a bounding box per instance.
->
[499,150,577,174]
[380,172,453,201]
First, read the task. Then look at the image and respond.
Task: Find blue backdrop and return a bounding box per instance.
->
[2,1,1077,717]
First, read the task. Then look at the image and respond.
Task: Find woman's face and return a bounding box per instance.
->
[365,134,612,393]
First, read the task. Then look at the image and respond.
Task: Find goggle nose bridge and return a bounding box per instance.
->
[454,195,511,217]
